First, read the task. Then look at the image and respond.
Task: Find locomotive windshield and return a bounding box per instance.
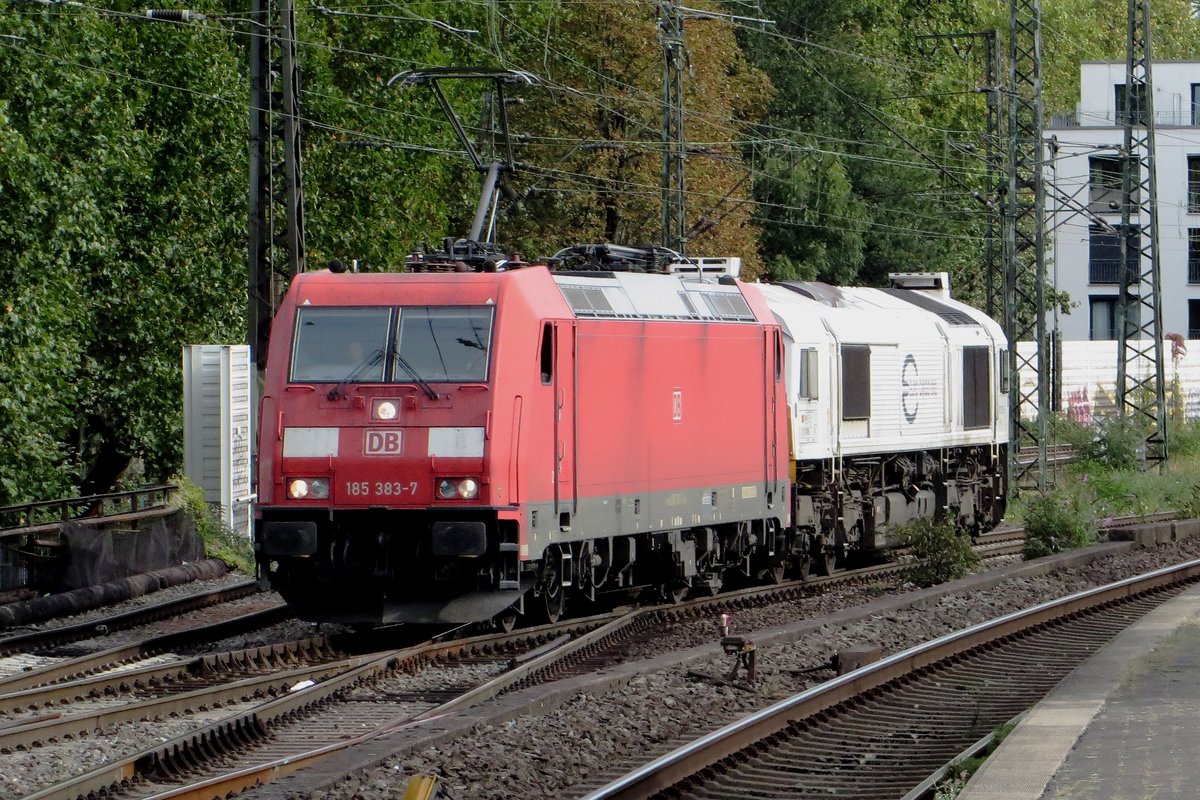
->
[291,307,390,383]
[396,307,492,382]
[290,306,493,384]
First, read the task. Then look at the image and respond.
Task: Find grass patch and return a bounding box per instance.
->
[171,476,255,574]
[932,720,1018,799]
[1020,491,1096,559]
[1008,415,1200,559]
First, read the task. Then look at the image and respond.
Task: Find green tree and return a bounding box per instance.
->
[498,0,772,273]
[0,4,244,501]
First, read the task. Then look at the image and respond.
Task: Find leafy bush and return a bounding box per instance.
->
[1054,414,1142,471]
[894,517,979,587]
[1021,492,1096,559]
[172,476,254,574]
[1169,419,1200,459]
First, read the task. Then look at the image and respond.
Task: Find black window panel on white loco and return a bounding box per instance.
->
[798,348,818,400]
[1189,300,1200,340]
[841,345,870,420]
[962,346,990,430]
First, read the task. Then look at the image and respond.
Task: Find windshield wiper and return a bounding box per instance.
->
[327,348,384,401]
[389,347,440,400]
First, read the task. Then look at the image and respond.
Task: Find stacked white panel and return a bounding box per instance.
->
[183,345,254,538]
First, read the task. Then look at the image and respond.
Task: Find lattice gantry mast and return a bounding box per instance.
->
[1116,0,1167,467]
[1004,0,1049,490]
[659,0,687,254]
[248,0,306,370]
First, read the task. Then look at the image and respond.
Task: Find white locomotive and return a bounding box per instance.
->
[757,272,1009,576]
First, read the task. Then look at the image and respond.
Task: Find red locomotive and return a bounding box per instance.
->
[254,245,791,627]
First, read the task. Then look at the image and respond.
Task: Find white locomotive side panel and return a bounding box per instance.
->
[891,345,946,435]
[757,279,1010,461]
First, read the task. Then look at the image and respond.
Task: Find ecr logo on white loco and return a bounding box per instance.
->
[365,430,403,455]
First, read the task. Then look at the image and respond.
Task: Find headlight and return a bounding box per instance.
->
[373,399,399,421]
[287,478,329,500]
[437,478,480,500]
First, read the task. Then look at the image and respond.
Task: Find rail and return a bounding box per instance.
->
[581,558,1200,799]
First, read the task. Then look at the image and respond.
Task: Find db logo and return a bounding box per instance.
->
[365,430,403,455]
[672,389,683,423]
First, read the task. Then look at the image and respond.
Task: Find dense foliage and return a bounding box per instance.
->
[894,516,980,587]
[1020,492,1097,558]
[1,1,1198,501]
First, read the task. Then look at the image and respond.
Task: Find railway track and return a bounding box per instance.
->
[0,578,265,658]
[0,635,347,751]
[41,517,1199,800]
[580,559,1200,800]
[8,529,1035,800]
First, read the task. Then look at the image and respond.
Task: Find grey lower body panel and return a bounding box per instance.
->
[522,480,787,561]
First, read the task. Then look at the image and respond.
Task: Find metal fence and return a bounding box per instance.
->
[0,485,177,594]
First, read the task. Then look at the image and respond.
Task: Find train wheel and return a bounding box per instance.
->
[538,546,567,624]
[494,608,519,633]
[542,587,566,624]
[795,556,812,582]
[662,583,689,604]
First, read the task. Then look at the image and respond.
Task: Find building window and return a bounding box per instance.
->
[1089,226,1123,284]
[1090,297,1117,341]
[1193,84,1200,126]
[1190,156,1200,212]
[1089,155,1126,212]
[1115,83,1147,125]
[1091,296,1141,341]
[1190,300,1200,340]
[1191,230,1200,284]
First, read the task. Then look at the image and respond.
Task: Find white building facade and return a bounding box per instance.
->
[1048,60,1200,342]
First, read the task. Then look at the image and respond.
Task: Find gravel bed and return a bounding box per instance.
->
[312,539,1200,800]
[5,542,1196,800]
[344,661,513,702]
[0,698,263,798]
[2,569,253,635]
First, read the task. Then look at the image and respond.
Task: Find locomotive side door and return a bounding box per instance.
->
[553,320,577,522]
[767,328,781,487]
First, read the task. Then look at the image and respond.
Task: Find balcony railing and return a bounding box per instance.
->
[1051,109,1199,127]
[1089,259,1123,285]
